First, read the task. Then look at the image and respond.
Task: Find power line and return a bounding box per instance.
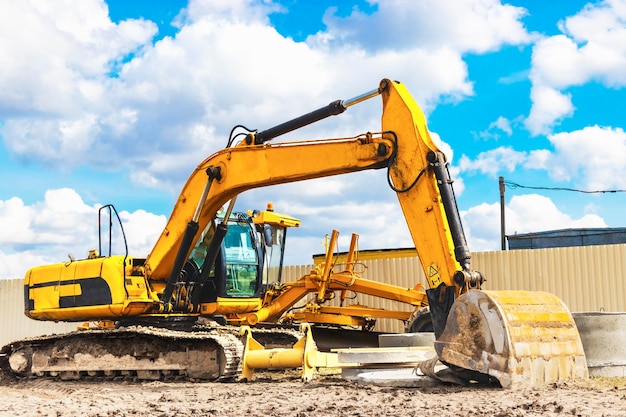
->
[503,180,626,194]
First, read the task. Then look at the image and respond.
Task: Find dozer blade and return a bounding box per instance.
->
[434,290,588,389]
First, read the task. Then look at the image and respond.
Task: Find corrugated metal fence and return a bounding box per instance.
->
[283,244,626,332]
[2,244,624,345]
[473,244,626,312]
[0,279,77,347]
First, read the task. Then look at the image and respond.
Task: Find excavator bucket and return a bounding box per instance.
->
[434,290,588,389]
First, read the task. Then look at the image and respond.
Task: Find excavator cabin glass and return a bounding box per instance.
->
[188,213,277,300]
[261,226,286,289]
[223,221,258,297]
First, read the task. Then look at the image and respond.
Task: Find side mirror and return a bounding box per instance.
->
[263,225,273,246]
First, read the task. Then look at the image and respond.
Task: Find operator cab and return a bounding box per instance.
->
[186,203,300,303]
[251,203,301,291]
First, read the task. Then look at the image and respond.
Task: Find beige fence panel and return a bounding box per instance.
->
[2,244,623,345]
[282,264,316,282]
[473,244,626,313]
[0,279,77,347]
[284,244,626,333]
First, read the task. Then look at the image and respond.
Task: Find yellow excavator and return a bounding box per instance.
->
[1,78,587,388]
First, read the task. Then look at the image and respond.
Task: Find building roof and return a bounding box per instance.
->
[507,227,626,250]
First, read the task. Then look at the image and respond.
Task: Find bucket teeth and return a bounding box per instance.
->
[434,290,588,389]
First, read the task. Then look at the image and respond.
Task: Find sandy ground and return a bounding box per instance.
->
[1,370,625,417]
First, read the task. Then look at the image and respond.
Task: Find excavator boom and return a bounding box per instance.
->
[145,134,393,281]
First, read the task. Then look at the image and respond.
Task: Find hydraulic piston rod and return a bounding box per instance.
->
[250,88,380,145]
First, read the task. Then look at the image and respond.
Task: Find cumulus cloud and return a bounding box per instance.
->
[310,0,531,54]
[544,125,626,189]
[0,189,166,279]
[526,0,626,135]
[0,0,531,192]
[491,117,513,136]
[0,0,156,116]
[459,125,626,192]
[0,0,156,170]
[473,116,515,141]
[2,186,608,278]
[525,85,574,136]
[458,147,528,177]
[276,198,413,256]
[0,0,542,272]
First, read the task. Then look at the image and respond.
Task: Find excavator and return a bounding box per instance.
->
[1,78,587,388]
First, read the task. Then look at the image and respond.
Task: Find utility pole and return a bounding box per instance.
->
[499,176,506,250]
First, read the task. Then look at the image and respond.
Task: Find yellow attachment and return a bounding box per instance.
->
[200,297,262,316]
[252,204,301,228]
[288,304,412,326]
[240,324,346,382]
[435,290,588,388]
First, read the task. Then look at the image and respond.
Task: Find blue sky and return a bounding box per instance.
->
[1,0,626,278]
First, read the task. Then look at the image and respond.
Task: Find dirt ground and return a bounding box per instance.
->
[1,370,625,417]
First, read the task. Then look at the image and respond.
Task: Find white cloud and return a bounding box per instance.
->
[0,187,611,276]
[460,202,502,251]
[526,84,575,136]
[546,125,626,189]
[0,0,531,194]
[458,147,528,177]
[459,126,626,193]
[0,0,157,169]
[0,189,166,279]
[506,194,607,232]
[430,130,454,162]
[526,0,626,134]
[474,116,515,140]
[492,117,513,136]
[0,0,156,116]
[0,251,52,280]
[118,209,168,257]
[0,197,35,245]
[0,181,417,270]
[0,0,551,272]
[282,200,413,263]
[561,0,626,87]
[0,189,93,247]
[310,0,531,54]
[462,194,608,252]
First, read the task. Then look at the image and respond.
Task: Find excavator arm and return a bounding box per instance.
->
[144,78,587,388]
[147,80,475,299]
[379,80,485,336]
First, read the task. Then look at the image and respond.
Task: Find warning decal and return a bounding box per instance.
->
[428,265,438,277]
[427,263,442,287]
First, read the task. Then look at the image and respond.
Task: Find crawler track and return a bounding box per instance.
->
[1,326,244,382]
